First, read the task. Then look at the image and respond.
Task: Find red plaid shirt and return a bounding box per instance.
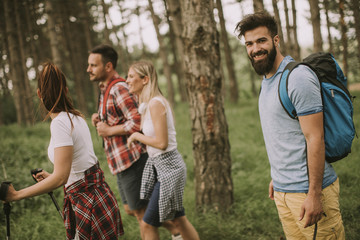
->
[98,73,146,174]
[63,162,124,239]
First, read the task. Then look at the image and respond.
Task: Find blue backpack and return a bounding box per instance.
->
[279,52,356,163]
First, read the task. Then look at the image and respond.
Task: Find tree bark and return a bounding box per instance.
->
[163,0,187,102]
[148,0,175,107]
[323,0,334,54]
[339,0,348,76]
[284,0,294,55]
[165,0,188,102]
[253,0,265,12]
[179,0,233,212]
[216,0,239,103]
[14,0,34,125]
[3,0,28,125]
[291,0,301,60]
[308,0,323,52]
[78,0,99,108]
[45,0,63,68]
[116,0,131,65]
[135,0,148,57]
[272,0,287,54]
[60,1,88,115]
[350,0,360,65]
[101,0,127,75]
[24,0,40,79]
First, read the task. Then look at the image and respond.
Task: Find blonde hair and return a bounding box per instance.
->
[129,61,163,104]
[129,61,172,126]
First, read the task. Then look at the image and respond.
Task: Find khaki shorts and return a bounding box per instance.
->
[274,178,345,240]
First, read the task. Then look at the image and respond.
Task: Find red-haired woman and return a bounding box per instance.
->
[5,62,124,239]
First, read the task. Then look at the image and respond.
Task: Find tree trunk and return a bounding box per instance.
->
[350,0,360,65]
[24,0,40,79]
[14,0,34,125]
[78,0,99,109]
[179,0,233,212]
[99,0,112,45]
[216,0,239,103]
[253,0,265,12]
[165,0,188,102]
[101,0,127,75]
[284,0,294,55]
[339,0,348,76]
[59,2,88,115]
[272,0,287,54]
[163,0,187,102]
[291,0,301,60]
[308,0,323,52]
[323,0,334,54]
[135,0,147,57]
[116,0,131,64]
[45,0,63,68]
[148,0,175,107]
[78,0,94,52]
[3,0,28,125]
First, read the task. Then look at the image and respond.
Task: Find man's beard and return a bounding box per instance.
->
[249,43,277,76]
[90,71,107,82]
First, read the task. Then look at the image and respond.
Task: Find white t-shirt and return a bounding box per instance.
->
[142,97,177,157]
[48,112,98,187]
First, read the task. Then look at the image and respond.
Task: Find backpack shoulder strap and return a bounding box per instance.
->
[278,61,302,119]
[101,78,126,121]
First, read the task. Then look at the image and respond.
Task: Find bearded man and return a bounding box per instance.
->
[235,12,345,240]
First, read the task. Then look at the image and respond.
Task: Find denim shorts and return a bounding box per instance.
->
[116,153,149,210]
[143,181,185,227]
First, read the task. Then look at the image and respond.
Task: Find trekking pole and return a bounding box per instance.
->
[30,168,64,220]
[0,181,12,240]
[4,202,11,240]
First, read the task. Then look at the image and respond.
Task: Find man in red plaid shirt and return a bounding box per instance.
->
[88,44,182,240]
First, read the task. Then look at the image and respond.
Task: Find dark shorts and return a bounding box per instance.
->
[116,153,149,210]
[143,181,185,227]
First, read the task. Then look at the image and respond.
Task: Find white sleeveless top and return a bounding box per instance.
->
[142,97,177,157]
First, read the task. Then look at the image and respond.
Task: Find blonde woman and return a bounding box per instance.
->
[126,61,200,240]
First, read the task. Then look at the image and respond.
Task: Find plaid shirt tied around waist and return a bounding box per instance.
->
[63,162,124,239]
[98,73,146,175]
[140,149,186,222]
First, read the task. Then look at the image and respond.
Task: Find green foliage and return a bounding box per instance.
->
[0,93,359,239]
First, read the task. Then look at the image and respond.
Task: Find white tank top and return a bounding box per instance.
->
[142,97,177,157]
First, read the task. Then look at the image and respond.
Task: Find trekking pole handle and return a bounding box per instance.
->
[30,168,43,182]
[30,168,64,220]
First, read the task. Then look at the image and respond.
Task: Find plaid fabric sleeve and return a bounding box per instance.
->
[112,83,141,134]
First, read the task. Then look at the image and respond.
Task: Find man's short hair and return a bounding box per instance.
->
[90,44,118,69]
[235,11,278,39]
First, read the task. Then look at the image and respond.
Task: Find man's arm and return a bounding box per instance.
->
[96,84,141,137]
[298,111,325,228]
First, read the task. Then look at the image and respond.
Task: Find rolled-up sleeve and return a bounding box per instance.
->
[112,83,141,134]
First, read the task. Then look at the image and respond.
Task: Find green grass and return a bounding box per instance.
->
[0,92,359,239]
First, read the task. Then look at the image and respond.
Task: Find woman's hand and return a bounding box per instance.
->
[33,170,51,182]
[127,132,139,149]
[5,184,19,202]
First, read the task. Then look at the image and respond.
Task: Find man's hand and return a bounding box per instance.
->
[96,122,112,137]
[91,113,100,127]
[299,193,324,228]
[268,179,274,200]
